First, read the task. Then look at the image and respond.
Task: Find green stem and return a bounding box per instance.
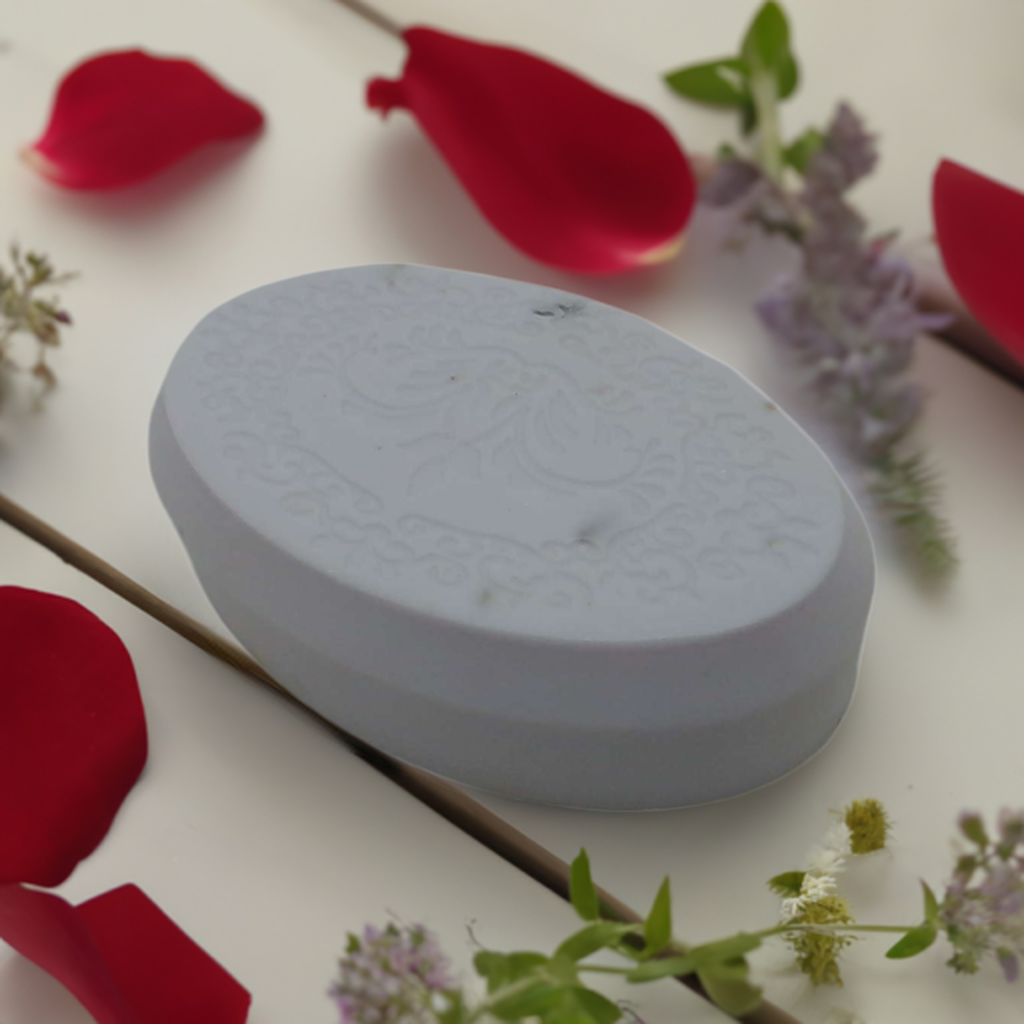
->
[749,68,784,183]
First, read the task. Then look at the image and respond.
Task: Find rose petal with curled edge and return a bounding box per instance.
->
[0,884,138,1024]
[933,159,1024,365]
[0,883,251,1024]
[0,587,147,888]
[367,28,695,274]
[23,49,264,190]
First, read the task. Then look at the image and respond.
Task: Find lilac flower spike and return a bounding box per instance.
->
[667,3,958,575]
[755,105,947,460]
[331,922,458,1024]
[941,807,1024,980]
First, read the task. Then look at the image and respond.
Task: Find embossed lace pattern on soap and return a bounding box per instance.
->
[187,268,842,627]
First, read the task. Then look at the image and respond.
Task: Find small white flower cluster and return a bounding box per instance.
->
[780,820,853,923]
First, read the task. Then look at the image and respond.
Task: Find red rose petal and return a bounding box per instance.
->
[933,159,1024,364]
[23,49,264,190]
[0,884,139,1024]
[77,885,252,1024]
[0,884,252,1024]
[0,587,147,888]
[367,28,695,273]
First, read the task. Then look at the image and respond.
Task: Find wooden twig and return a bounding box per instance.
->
[330,0,404,38]
[0,489,799,1024]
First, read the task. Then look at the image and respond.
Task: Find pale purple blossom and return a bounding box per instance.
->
[701,158,762,207]
[331,923,457,1024]
[751,104,949,460]
[940,808,1024,981]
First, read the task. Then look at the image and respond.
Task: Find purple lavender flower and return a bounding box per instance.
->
[807,102,878,192]
[331,922,458,1024]
[701,158,763,208]
[752,104,949,462]
[940,808,1024,980]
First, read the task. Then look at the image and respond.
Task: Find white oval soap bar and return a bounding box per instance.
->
[150,265,874,809]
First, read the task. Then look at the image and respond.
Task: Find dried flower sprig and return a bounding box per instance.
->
[664,2,957,577]
[333,802,1021,1024]
[0,244,74,409]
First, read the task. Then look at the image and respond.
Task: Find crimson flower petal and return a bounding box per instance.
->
[933,159,1024,364]
[0,884,138,1024]
[23,50,264,190]
[0,587,147,888]
[0,883,251,1024]
[367,28,695,273]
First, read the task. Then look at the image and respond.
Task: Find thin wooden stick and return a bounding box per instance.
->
[330,0,404,38]
[0,489,799,1024]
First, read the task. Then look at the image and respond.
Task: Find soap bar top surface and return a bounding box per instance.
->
[161,265,845,644]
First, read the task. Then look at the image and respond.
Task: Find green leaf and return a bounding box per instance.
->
[886,923,938,959]
[626,954,697,982]
[740,2,792,74]
[474,950,512,993]
[955,854,978,878]
[545,956,582,986]
[475,950,552,993]
[570,850,600,921]
[643,877,672,956]
[784,128,824,173]
[922,881,940,926]
[437,991,469,1024]
[567,987,623,1024]
[696,959,763,1018]
[508,952,550,975]
[555,922,637,963]
[690,933,762,965]
[767,871,806,897]
[778,51,799,99]
[488,981,565,1021]
[959,814,988,847]
[664,58,749,106]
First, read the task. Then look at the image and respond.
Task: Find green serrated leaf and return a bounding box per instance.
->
[626,954,697,982]
[690,933,763,965]
[922,882,940,926]
[570,850,600,921]
[664,58,750,106]
[767,871,806,897]
[488,981,565,1021]
[740,1,791,73]
[696,959,763,1018]
[643,877,673,956]
[886,923,938,960]
[555,922,637,963]
[784,128,824,173]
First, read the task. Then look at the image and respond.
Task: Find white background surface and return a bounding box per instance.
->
[1,1,1023,1022]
